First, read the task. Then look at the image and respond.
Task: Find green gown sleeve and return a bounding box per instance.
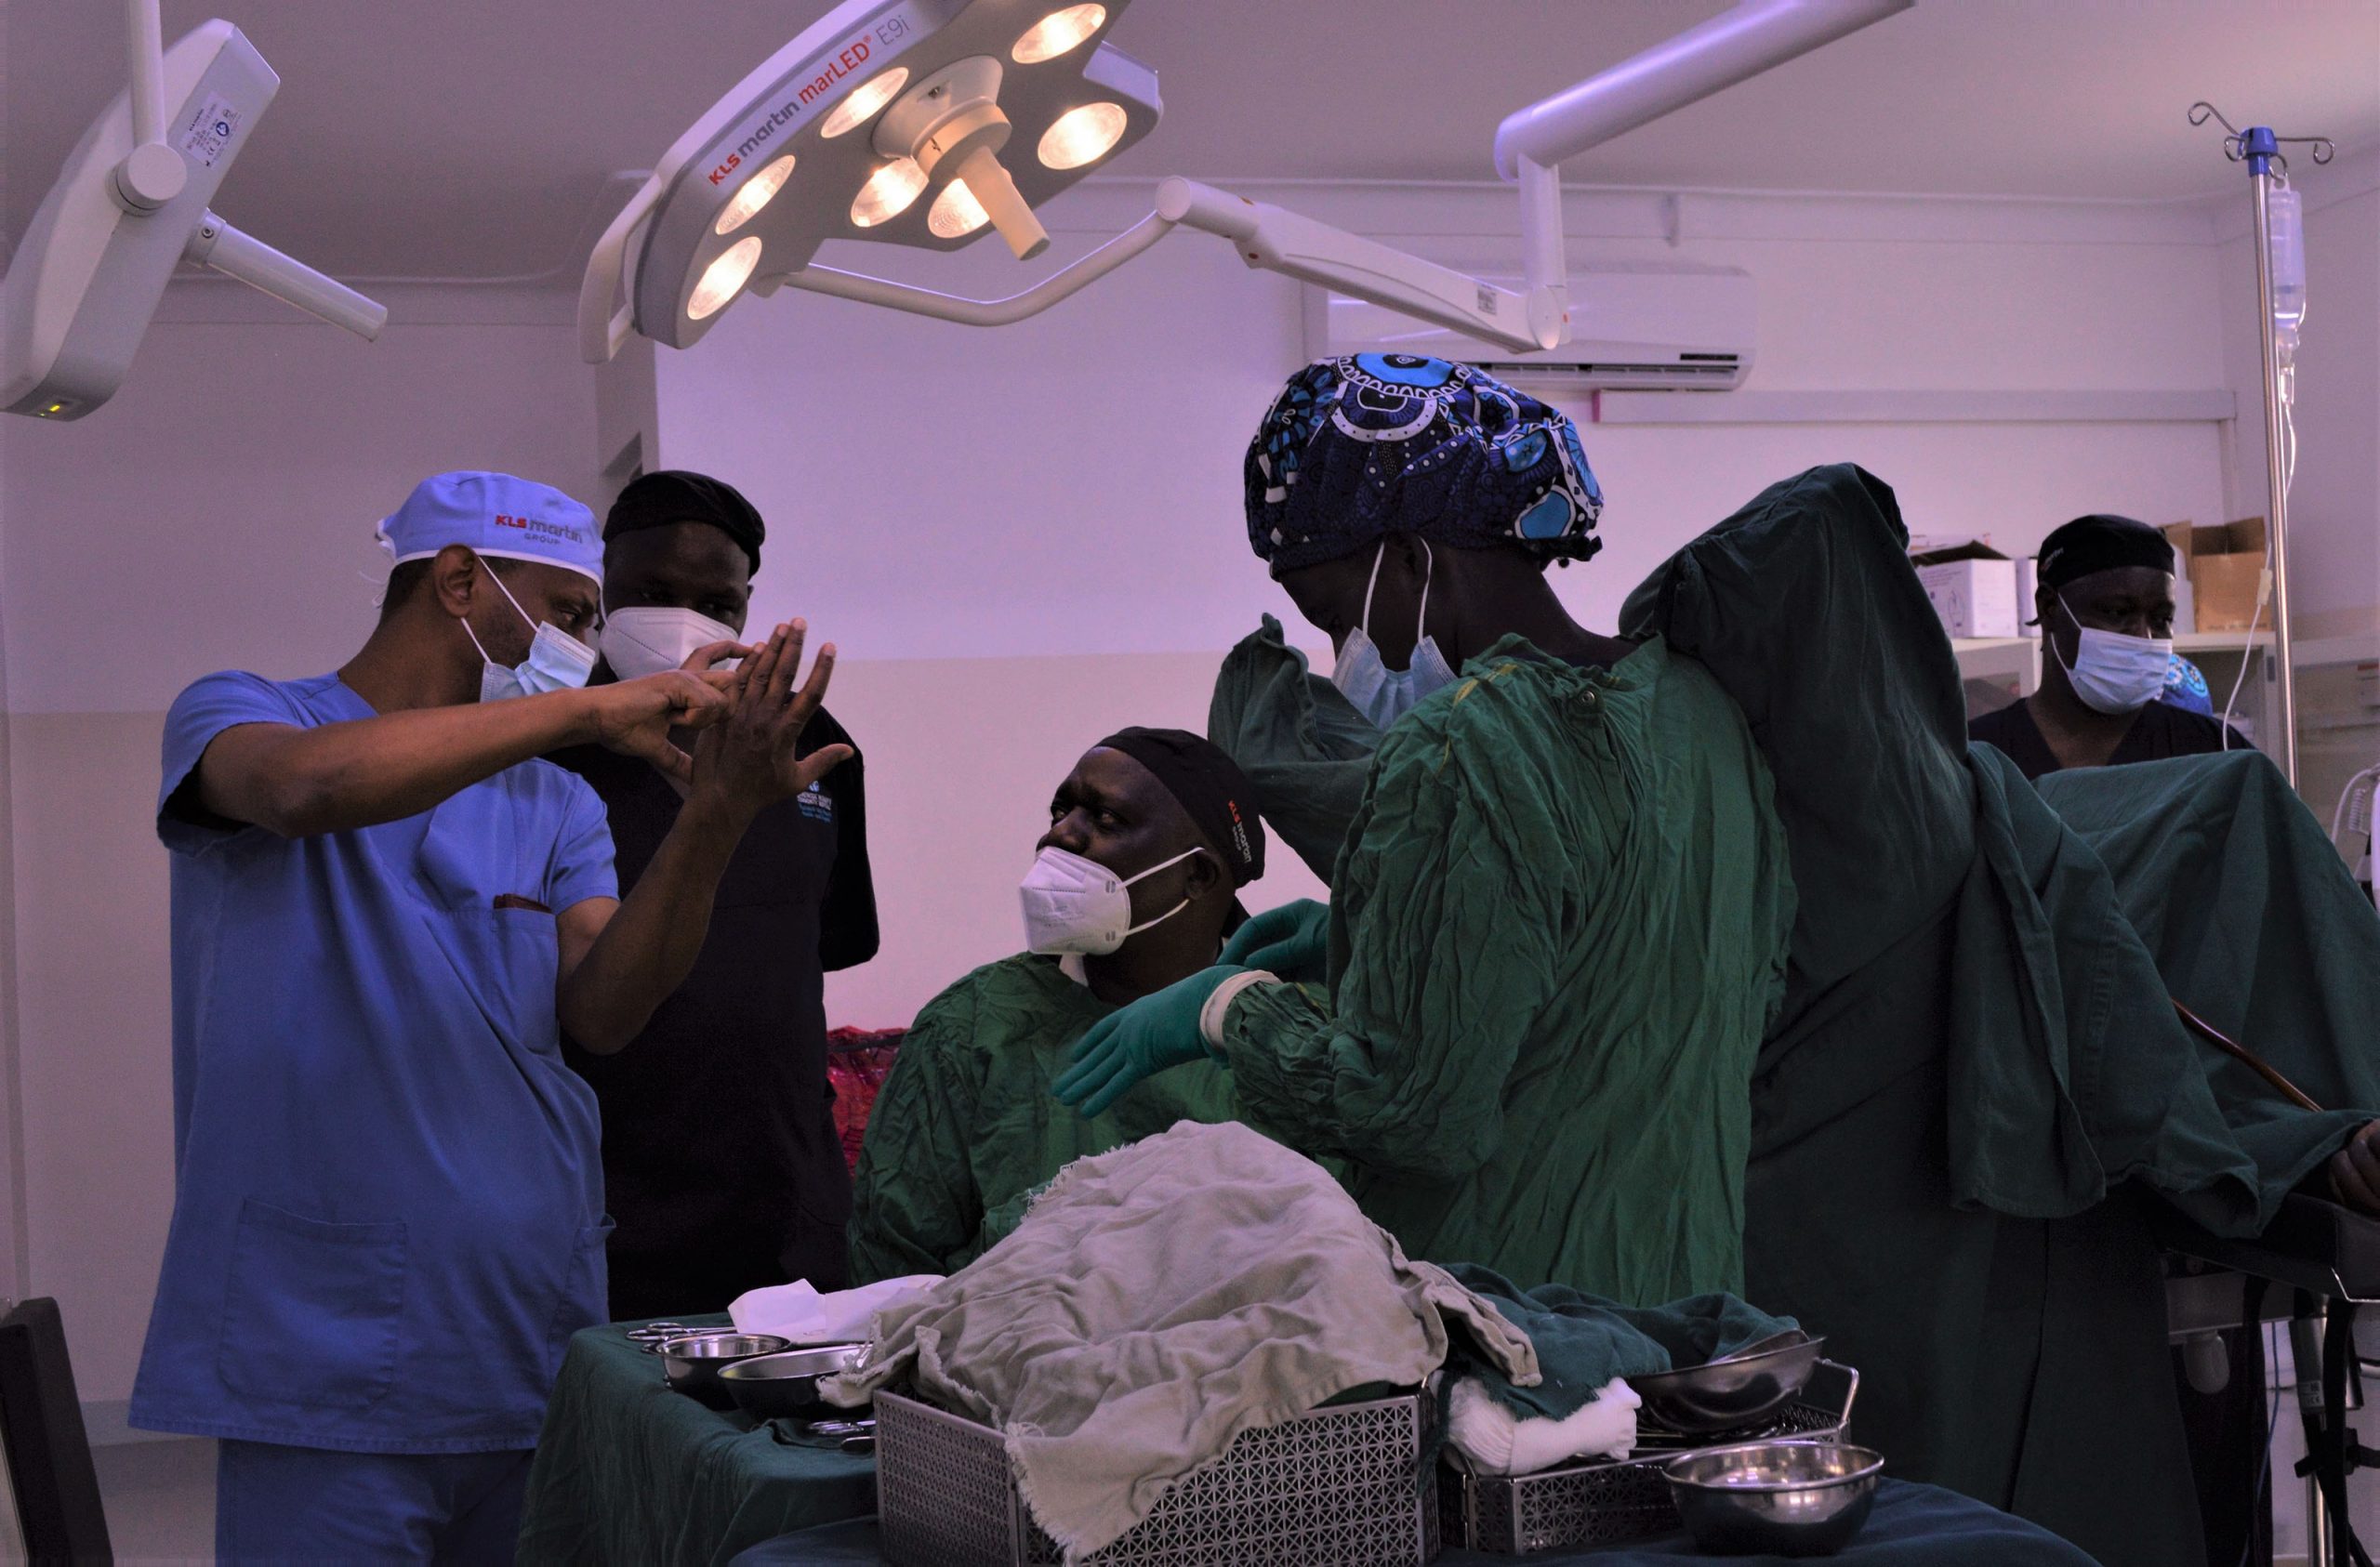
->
[846,982,987,1284]
[1208,615,1382,884]
[1217,673,1569,1181]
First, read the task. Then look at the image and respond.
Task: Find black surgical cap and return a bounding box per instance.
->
[605,470,766,573]
[2037,514,2175,591]
[1096,727,1267,888]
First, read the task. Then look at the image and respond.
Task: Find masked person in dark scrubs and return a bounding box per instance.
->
[848,729,1264,1282]
[549,470,877,1319]
[1968,514,2250,778]
[135,471,853,1561]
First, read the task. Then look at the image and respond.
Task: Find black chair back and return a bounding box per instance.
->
[0,1297,113,1564]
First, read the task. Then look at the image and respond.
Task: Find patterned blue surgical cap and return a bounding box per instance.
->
[1243,353,1604,574]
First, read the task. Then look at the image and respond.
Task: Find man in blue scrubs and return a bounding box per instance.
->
[131,471,853,1560]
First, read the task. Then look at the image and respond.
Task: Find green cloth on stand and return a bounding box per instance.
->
[1208,614,1382,882]
[1621,462,2372,1567]
[846,955,1243,1284]
[516,1321,877,1567]
[1218,637,1794,1303]
[2037,749,2380,1139]
[1444,1264,1796,1421]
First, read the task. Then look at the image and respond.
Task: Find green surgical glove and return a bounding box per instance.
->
[1221,898,1330,980]
[1052,965,1243,1119]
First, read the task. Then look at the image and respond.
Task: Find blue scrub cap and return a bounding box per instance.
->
[1244,353,1604,574]
[375,470,602,586]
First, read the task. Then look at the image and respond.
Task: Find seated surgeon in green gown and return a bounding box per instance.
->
[1053,353,1795,1307]
[847,729,1269,1283]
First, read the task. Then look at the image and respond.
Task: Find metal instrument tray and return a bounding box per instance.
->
[1439,1359,1858,1555]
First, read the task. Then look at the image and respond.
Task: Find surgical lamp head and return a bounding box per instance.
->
[586,0,1159,358]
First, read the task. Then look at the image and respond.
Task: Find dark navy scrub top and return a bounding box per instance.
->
[131,671,616,1453]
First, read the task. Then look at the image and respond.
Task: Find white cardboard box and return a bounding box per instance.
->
[1917,557,2021,639]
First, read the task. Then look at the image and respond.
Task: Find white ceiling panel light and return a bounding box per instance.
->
[1,0,386,420]
[583,0,1911,367]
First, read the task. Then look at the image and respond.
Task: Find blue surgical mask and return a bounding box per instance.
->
[462,562,597,703]
[2056,596,2172,717]
[1331,540,1457,730]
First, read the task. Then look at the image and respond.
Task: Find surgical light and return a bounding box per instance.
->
[1012,5,1106,64]
[583,0,1909,364]
[928,179,991,239]
[821,68,910,138]
[1037,101,1127,170]
[851,160,929,228]
[690,237,765,320]
[715,154,798,236]
[2,0,386,420]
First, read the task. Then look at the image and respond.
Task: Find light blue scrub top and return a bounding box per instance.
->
[130,672,617,1453]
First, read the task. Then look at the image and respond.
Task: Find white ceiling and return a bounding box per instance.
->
[7,0,2378,282]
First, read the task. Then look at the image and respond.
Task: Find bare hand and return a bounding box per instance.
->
[687,620,853,823]
[2330,1121,2380,1216]
[588,671,734,787]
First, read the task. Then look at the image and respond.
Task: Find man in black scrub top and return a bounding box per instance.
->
[1969,512,2250,781]
[551,471,878,1319]
[1971,510,2265,1566]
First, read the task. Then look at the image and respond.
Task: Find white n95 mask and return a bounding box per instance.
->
[1020,846,1202,955]
[1331,539,1457,731]
[2056,597,2171,716]
[601,606,740,682]
[463,563,598,703]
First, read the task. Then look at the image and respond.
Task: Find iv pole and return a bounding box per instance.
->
[2196,105,2335,789]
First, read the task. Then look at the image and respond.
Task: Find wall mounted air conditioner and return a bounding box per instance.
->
[1305,261,1754,390]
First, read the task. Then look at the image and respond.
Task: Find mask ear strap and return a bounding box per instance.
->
[477,552,537,634]
[1359,541,1389,634]
[1415,539,1435,646]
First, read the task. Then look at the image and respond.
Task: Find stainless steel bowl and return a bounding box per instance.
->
[655,1332,793,1405]
[719,1344,869,1421]
[1664,1440,1884,1557]
[1626,1331,1826,1434]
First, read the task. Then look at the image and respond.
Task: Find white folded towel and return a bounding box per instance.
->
[728,1274,941,1345]
[1448,1375,1640,1475]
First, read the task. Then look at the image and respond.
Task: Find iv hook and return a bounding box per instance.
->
[2191,102,2338,169]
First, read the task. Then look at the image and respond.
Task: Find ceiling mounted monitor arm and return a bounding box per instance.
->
[1494,0,1913,348]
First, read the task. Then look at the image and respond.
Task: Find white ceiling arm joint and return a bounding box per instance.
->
[112,0,187,212]
[1514,156,1567,350]
[184,212,389,339]
[1158,177,1540,355]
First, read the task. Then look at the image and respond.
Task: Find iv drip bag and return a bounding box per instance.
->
[2268,185,2306,339]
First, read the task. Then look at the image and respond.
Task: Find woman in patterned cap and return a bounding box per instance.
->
[1053,354,1796,1304]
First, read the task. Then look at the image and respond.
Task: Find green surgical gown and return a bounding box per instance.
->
[1218,637,1795,1304]
[1208,615,1381,884]
[847,955,1243,1284]
[1620,463,2375,1567]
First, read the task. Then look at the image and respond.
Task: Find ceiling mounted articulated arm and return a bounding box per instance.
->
[1,0,388,420]
[580,0,1911,364]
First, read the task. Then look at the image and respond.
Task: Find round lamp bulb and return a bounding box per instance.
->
[714,153,797,236]
[1038,101,1128,171]
[821,67,910,138]
[928,178,991,239]
[850,158,929,228]
[1012,5,1107,64]
[688,236,763,322]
